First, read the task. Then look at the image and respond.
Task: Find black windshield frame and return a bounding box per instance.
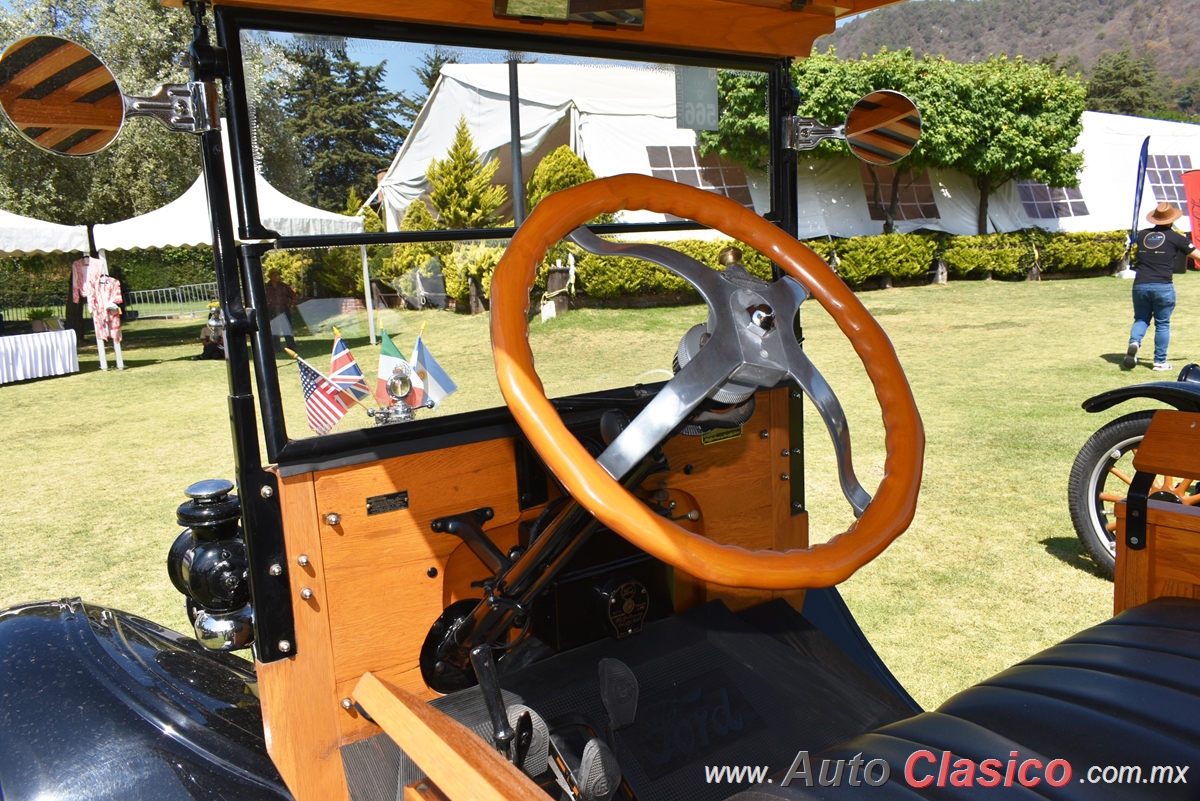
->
[212,4,797,467]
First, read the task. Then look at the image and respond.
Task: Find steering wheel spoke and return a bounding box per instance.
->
[598,340,740,479]
[778,337,872,516]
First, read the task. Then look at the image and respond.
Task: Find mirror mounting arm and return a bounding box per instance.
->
[123,82,220,135]
[783,116,845,151]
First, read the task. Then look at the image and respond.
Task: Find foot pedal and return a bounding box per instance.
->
[578,739,621,801]
[548,721,622,801]
[598,658,639,732]
[507,704,550,778]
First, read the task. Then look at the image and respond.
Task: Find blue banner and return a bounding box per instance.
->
[1131,136,1151,244]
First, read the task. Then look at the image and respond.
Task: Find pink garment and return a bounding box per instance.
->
[78,256,123,343]
[71,258,89,304]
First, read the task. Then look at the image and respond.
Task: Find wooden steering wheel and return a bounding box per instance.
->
[490,175,923,589]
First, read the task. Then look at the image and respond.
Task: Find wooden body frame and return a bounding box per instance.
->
[174,0,908,59]
[1114,410,1200,614]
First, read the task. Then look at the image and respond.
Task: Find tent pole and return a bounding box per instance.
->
[362,244,376,345]
[509,57,525,227]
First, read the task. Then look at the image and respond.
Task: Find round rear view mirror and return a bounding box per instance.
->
[844,90,921,166]
[0,35,123,156]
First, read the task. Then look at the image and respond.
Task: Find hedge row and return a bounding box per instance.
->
[411,228,1135,307]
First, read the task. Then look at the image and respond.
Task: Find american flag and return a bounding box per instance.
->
[329,332,372,402]
[299,359,350,435]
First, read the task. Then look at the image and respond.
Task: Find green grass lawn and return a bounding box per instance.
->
[1,271,1197,709]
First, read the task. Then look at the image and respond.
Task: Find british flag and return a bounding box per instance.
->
[299,359,350,435]
[329,332,372,402]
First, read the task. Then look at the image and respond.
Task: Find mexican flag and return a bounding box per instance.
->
[375,331,409,406]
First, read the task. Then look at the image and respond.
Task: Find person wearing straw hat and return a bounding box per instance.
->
[1124,201,1200,371]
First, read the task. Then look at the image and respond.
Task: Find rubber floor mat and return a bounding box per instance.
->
[498,599,912,801]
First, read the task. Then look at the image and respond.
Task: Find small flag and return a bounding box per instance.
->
[329,330,372,402]
[376,330,409,407]
[405,332,457,409]
[298,358,350,435]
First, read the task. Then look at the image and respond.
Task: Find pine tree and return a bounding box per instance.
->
[401,199,438,231]
[425,118,507,229]
[1086,48,1164,118]
[526,145,614,223]
[283,46,406,211]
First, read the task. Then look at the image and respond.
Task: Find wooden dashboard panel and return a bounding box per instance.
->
[260,387,806,798]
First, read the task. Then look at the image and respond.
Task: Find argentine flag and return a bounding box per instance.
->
[406,333,457,409]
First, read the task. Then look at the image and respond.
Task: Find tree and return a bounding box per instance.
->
[696,71,769,168]
[425,118,507,229]
[1087,48,1164,117]
[282,45,406,211]
[702,48,1083,235]
[960,55,1085,234]
[397,46,458,139]
[791,49,979,233]
[525,145,614,223]
[702,49,977,233]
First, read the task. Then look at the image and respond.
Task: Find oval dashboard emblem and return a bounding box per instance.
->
[1145,231,1167,249]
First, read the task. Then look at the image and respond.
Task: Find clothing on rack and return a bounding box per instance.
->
[77,255,123,343]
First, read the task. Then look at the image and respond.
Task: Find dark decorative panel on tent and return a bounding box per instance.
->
[1148,154,1193,210]
[647,146,755,210]
[1017,180,1089,220]
[856,164,939,222]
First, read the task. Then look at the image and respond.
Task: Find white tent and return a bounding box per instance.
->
[378,64,1200,239]
[93,131,377,341]
[0,208,89,255]
[375,63,770,230]
[93,135,364,251]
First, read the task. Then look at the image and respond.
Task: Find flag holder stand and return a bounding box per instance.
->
[368,402,420,426]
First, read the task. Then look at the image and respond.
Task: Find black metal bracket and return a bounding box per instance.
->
[514,438,550,511]
[788,384,805,515]
[1125,470,1155,550]
[241,469,297,663]
[431,508,511,575]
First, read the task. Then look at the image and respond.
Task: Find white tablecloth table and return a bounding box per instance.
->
[0,329,80,384]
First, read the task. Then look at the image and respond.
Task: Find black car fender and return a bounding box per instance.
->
[1082,380,1200,414]
[0,599,291,801]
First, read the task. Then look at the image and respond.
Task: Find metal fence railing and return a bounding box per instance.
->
[124,284,216,319]
[178,282,219,315]
[126,287,182,319]
[2,281,219,328]
[0,293,69,324]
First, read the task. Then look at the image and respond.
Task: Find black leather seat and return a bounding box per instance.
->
[731,597,1200,800]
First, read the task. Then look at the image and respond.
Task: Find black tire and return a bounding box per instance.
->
[1067,411,1155,579]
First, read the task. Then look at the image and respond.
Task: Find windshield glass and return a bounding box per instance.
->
[235,31,772,444]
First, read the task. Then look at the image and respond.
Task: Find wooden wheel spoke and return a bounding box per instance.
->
[1105,521,1118,533]
[1099,492,1125,503]
[1163,476,1188,497]
[1108,466,1134,486]
[1185,494,1200,507]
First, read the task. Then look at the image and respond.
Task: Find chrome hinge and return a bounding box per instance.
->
[124,81,220,134]
[783,116,843,151]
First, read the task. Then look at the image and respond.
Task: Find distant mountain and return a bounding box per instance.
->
[817,0,1200,82]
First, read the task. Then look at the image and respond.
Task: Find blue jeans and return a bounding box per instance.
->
[1129,283,1176,364]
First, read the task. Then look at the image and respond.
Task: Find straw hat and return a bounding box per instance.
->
[1146,201,1183,225]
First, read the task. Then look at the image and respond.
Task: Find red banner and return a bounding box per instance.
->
[1182,169,1200,249]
